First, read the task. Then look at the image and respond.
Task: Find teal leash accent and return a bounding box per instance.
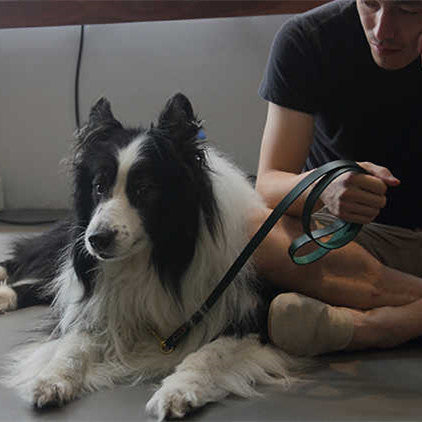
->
[158,160,368,353]
[289,161,368,263]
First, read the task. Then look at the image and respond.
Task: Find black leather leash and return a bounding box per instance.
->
[153,160,368,353]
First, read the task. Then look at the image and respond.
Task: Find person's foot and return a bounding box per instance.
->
[268,293,354,356]
[269,293,422,356]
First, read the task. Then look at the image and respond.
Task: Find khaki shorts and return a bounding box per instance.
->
[313,209,422,278]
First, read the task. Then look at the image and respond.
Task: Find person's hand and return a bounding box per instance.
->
[319,162,400,225]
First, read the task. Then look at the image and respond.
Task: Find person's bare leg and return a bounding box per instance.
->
[249,207,422,309]
[347,299,422,350]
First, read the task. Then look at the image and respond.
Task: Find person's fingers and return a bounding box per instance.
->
[341,186,386,209]
[357,162,400,187]
[331,191,382,223]
[340,211,377,225]
[349,173,387,195]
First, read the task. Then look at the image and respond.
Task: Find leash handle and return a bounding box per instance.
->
[289,161,368,264]
[161,160,367,352]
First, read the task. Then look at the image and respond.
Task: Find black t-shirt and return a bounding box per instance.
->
[259,0,422,229]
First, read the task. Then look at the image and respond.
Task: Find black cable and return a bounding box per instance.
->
[75,25,85,129]
[0,28,85,226]
[0,210,70,226]
[0,218,58,226]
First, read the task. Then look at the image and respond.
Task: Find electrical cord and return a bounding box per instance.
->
[0,217,60,226]
[0,26,85,226]
[75,25,85,129]
[0,210,70,226]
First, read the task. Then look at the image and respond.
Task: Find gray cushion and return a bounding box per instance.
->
[1,226,422,421]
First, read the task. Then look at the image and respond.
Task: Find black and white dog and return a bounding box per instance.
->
[0,94,301,419]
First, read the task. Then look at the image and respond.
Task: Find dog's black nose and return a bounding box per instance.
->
[88,230,116,253]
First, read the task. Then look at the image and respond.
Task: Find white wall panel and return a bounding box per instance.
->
[0,15,290,208]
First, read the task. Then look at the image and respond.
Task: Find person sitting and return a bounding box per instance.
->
[253,0,422,356]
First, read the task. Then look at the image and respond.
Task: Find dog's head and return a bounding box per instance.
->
[72,94,220,298]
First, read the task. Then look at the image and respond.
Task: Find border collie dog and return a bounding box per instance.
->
[0,94,300,420]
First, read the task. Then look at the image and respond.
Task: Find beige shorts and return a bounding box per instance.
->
[313,209,422,278]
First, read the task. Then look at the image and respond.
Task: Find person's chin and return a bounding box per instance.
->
[371,48,411,70]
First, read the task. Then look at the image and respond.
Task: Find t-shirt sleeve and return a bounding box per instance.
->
[259,18,323,114]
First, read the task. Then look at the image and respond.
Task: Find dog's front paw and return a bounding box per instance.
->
[0,284,17,314]
[0,265,7,282]
[146,386,198,421]
[33,377,79,408]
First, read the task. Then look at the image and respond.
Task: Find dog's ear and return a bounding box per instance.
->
[158,93,195,124]
[75,98,122,156]
[88,97,121,128]
[157,93,199,141]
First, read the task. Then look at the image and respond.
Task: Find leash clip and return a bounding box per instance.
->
[146,324,176,354]
[159,340,175,354]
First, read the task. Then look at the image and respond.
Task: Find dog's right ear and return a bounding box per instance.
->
[78,98,122,137]
[88,97,120,128]
[75,98,122,156]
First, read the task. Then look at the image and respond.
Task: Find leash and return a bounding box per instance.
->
[152,160,368,353]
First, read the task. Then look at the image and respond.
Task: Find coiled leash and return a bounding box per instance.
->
[152,160,368,353]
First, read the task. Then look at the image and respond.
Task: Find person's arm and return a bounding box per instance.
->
[256,102,315,216]
[256,102,400,224]
[252,102,421,309]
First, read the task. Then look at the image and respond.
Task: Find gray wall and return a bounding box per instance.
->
[0,15,290,209]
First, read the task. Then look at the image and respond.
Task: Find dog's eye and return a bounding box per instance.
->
[94,182,106,197]
[93,172,109,199]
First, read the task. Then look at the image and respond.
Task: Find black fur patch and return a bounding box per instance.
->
[2,221,72,307]
[71,98,139,298]
[133,95,221,296]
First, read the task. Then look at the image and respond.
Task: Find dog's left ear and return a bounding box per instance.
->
[157,93,200,141]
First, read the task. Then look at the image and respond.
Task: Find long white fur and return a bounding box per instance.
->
[2,139,304,420]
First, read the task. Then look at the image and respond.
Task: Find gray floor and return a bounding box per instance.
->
[1,223,422,422]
